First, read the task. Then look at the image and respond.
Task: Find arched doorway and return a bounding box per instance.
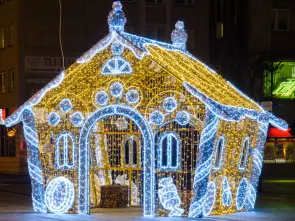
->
[78,105,154,215]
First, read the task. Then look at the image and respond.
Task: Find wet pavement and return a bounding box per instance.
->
[0,179,295,221]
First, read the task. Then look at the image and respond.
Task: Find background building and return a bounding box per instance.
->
[0,0,210,174]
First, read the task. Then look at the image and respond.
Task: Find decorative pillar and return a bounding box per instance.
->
[189,109,219,218]
[245,122,268,210]
[22,108,46,213]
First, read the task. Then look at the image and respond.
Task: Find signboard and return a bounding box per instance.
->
[25,56,76,73]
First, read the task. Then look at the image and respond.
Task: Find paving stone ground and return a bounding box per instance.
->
[0,183,295,221]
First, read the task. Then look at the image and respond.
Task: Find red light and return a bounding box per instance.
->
[0,109,6,120]
[268,127,293,138]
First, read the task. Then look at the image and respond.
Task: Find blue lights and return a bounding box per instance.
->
[111,43,124,55]
[101,56,132,75]
[163,97,177,112]
[126,89,140,104]
[149,110,165,125]
[212,136,225,171]
[202,181,216,216]
[55,132,76,170]
[48,112,60,126]
[59,99,73,113]
[107,1,126,32]
[236,178,248,211]
[158,131,180,171]
[70,112,84,127]
[175,110,190,125]
[110,82,124,97]
[45,176,75,214]
[78,105,154,215]
[239,137,250,171]
[189,110,218,218]
[95,91,109,106]
[22,108,46,213]
[158,177,184,216]
[171,21,188,50]
[222,177,232,207]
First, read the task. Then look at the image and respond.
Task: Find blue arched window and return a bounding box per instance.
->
[213,136,225,171]
[239,137,250,171]
[121,135,141,167]
[55,132,76,170]
[158,132,180,170]
[101,56,132,75]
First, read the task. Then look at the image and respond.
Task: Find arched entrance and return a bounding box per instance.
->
[78,105,154,215]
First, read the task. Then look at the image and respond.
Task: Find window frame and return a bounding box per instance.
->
[238,137,250,171]
[55,132,76,170]
[8,22,14,46]
[0,71,5,93]
[121,135,141,168]
[272,9,290,32]
[158,131,181,171]
[212,136,225,171]
[0,27,4,49]
[8,69,14,92]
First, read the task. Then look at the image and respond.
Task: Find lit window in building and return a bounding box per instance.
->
[239,137,250,171]
[0,28,4,48]
[272,9,289,31]
[0,72,5,93]
[264,61,295,99]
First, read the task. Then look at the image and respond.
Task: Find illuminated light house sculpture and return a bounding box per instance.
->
[3,1,287,218]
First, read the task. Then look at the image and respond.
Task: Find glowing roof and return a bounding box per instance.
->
[4,1,287,131]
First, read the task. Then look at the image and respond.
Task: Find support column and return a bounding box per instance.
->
[22,108,46,213]
[245,122,268,210]
[189,109,219,218]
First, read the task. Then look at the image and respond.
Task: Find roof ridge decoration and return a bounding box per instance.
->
[108,1,126,32]
[171,21,188,50]
[4,1,287,132]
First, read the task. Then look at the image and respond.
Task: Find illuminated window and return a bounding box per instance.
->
[55,132,76,169]
[0,28,4,48]
[158,132,180,170]
[264,61,295,99]
[0,72,5,93]
[213,136,225,171]
[239,137,250,171]
[8,69,14,92]
[272,9,289,31]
